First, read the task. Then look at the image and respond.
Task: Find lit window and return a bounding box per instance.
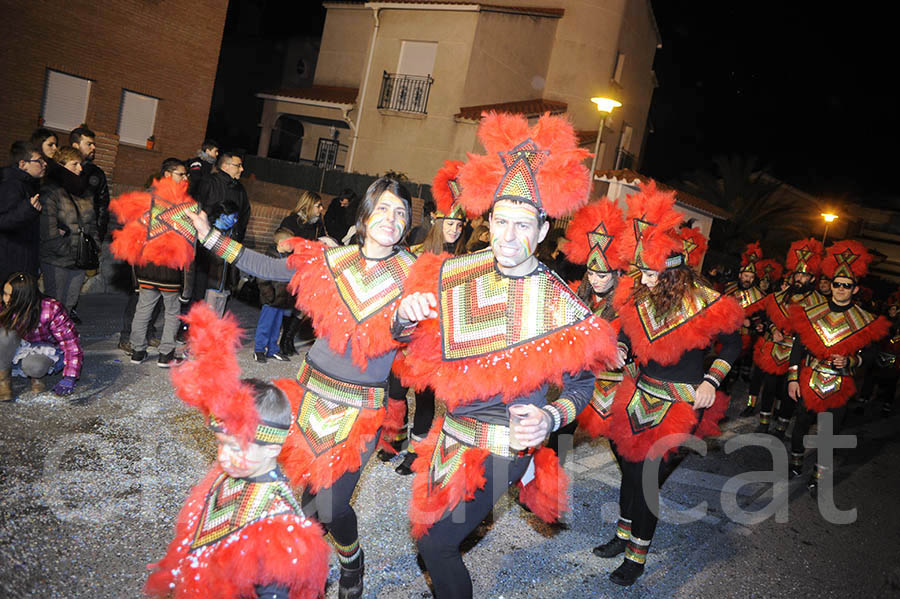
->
[118,90,159,146]
[41,70,91,131]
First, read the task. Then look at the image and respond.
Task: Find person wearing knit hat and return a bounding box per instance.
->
[187,176,417,599]
[787,241,890,495]
[751,238,827,437]
[599,181,743,585]
[722,242,767,413]
[145,304,330,599]
[391,111,619,598]
[386,161,469,476]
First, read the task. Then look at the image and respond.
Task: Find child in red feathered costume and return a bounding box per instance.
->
[786,240,890,494]
[600,181,743,586]
[391,112,619,599]
[145,304,330,599]
[751,238,826,436]
[185,177,418,599]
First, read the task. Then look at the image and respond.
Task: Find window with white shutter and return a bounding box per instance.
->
[118,90,159,146]
[41,70,92,132]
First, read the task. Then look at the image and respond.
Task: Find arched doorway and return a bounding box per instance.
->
[268,114,305,161]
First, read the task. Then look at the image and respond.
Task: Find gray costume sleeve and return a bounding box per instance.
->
[201,229,294,282]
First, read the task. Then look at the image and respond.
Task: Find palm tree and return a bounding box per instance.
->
[680,155,817,257]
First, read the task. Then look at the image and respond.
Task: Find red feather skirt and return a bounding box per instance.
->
[798,367,856,413]
[753,338,792,375]
[607,375,730,462]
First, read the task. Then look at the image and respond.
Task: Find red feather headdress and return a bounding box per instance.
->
[821,240,873,282]
[784,238,824,275]
[432,160,466,220]
[756,258,783,282]
[109,177,198,269]
[457,111,590,218]
[170,304,288,447]
[617,181,684,271]
[740,242,763,274]
[678,225,708,269]
[562,197,628,272]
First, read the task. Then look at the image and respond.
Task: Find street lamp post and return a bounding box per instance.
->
[821,212,838,245]
[588,96,622,189]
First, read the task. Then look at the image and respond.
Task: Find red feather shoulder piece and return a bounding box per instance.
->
[110,177,198,269]
[284,238,414,370]
[617,282,744,366]
[790,301,890,359]
[395,251,618,408]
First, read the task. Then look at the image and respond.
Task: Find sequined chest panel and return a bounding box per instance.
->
[635,282,721,342]
[438,250,591,360]
[190,473,301,551]
[804,301,876,349]
[324,245,415,323]
[730,285,765,311]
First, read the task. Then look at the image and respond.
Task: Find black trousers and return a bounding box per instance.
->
[388,374,437,441]
[612,443,684,542]
[417,453,531,599]
[790,404,848,456]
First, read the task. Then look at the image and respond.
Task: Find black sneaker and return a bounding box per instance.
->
[157,350,182,368]
[609,559,645,586]
[592,536,627,558]
[176,324,189,344]
[130,350,147,364]
[395,451,417,475]
[269,352,290,362]
[253,352,268,363]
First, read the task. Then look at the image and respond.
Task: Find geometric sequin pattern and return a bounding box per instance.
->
[325,245,415,323]
[296,391,361,457]
[494,138,548,208]
[589,374,622,419]
[428,429,467,491]
[139,192,198,244]
[804,300,876,348]
[807,366,844,400]
[626,375,696,435]
[635,281,721,342]
[190,473,299,550]
[438,250,590,360]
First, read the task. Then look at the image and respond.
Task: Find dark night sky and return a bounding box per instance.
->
[214,1,898,205]
[643,2,899,206]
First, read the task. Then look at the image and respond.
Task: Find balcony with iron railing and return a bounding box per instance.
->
[377,71,434,114]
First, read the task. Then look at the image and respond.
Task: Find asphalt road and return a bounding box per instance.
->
[1,292,898,598]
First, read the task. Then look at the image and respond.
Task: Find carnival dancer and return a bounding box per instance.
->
[751,239,826,436]
[146,304,330,599]
[186,177,415,599]
[599,182,743,586]
[721,243,767,412]
[787,241,889,494]
[549,198,629,459]
[392,112,619,599]
[386,161,469,476]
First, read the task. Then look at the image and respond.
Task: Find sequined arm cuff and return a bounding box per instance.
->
[703,358,732,389]
[787,365,799,383]
[542,398,578,432]
[391,311,418,342]
[202,229,244,264]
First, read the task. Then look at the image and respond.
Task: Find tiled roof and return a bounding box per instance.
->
[456,98,567,121]
[576,129,598,146]
[257,86,359,106]
[596,168,732,220]
[326,2,564,18]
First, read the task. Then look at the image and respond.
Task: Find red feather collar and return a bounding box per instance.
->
[790,300,890,359]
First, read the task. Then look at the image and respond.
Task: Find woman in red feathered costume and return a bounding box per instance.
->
[392,112,619,599]
[145,304,330,599]
[185,177,417,599]
[600,182,743,586]
[786,240,890,494]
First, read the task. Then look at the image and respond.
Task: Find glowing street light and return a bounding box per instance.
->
[588,96,623,184]
[821,212,838,245]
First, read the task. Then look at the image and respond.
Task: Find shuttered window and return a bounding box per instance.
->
[118,90,159,145]
[41,70,92,131]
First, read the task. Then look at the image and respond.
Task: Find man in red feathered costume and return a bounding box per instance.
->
[751,239,827,437]
[392,112,619,599]
[601,182,743,586]
[786,241,890,495]
[722,243,767,411]
[145,304,330,599]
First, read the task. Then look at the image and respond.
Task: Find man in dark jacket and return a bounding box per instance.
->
[0,141,44,283]
[70,126,110,241]
[186,139,219,198]
[190,151,250,316]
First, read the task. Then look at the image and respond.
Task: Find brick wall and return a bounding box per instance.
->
[0,1,228,187]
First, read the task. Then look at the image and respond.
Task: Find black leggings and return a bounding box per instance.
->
[790,404,848,456]
[417,453,531,599]
[301,440,376,560]
[612,444,685,541]
[388,374,437,441]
